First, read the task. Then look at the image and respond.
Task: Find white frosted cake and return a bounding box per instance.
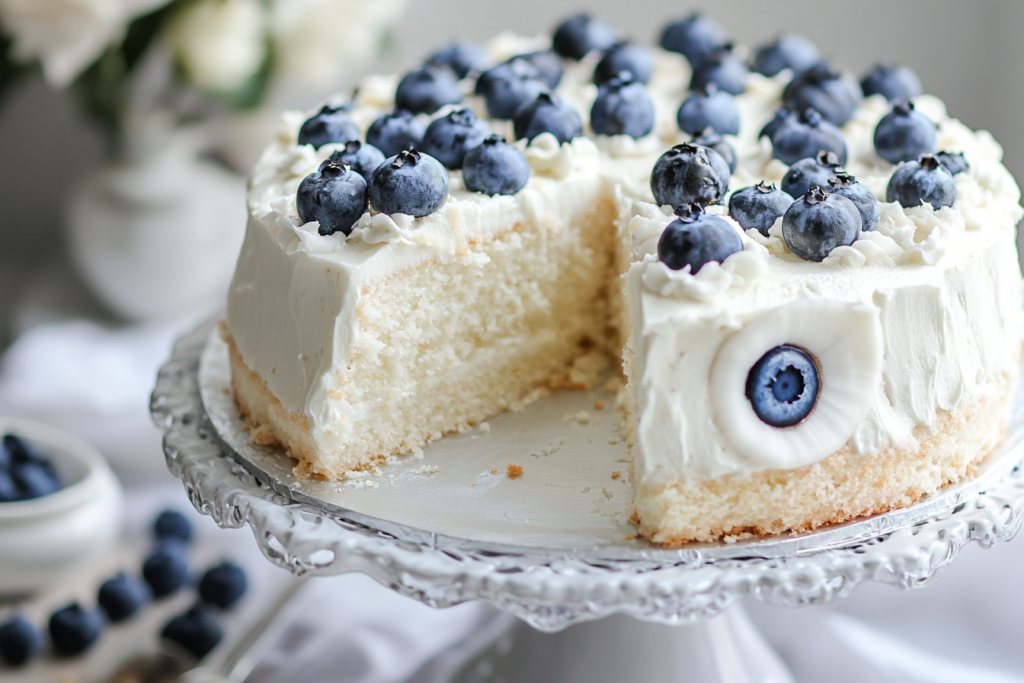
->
[225,16,1023,544]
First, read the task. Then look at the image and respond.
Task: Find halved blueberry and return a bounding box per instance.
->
[827,171,879,231]
[297,161,369,236]
[771,108,848,166]
[594,42,653,85]
[746,346,820,428]
[659,13,727,68]
[728,182,794,236]
[0,615,41,667]
[873,101,937,164]
[781,150,843,200]
[426,41,488,79]
[650,142,728,208]
[552,14,618,60]
[590,74,655,139]
[297,105,360,150]
[657,203,743,273]
[861,64,922,102]
[366,110,426,158]
[677,83,739,136]
[513,93,583,144]
[886,154,957,211]
[462,135,530,196]
[420,108,491,169]
[369,149,449,217]
[49,604,104,657]
[781,187,861,262]
[783,62,863,127]
[752,35,820,78]
[395,65,463,115]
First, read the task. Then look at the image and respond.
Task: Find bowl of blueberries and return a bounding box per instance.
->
[0,417,124,596]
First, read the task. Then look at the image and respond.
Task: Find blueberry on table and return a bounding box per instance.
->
[0,615,41,667]
[782,186,862,262]
[594,42,653,85]
[887,154,957,211]
[689,45,748,96]
[327,141,386,182]
[49,603,104,657]
[729,183,794,236]
[650,143,729,209]
[691,128,737,175]
[297,105,360,150]
[783,61,863,128]
[98,573,150,622]
[297,161,368,237]
[395,65,463,115]
[677,83,740,136]
[426,41,488,79]
[198,562,248,610]
[752,35,820,78]
[771,108,848,166]
[420,108,492,170]
[366,110,426,158]
[370,149,450,218]
[463,135,531,196]
[659,13,727,68]
[746,346,820,428]
[874,101,937,164]
[513,93,583,144]
[162,605,223,660]
[154,509,194,544]
[552,13,619,60]
[476,59,550,121]
[827,171,879,232]
[861,64,922,102]
[590,74,655,139]
[781,150,843,200]
[936,151,969,176]
[657,203,743,273]
[143,541,191,598]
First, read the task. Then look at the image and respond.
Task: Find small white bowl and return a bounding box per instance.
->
[0,416,124,597]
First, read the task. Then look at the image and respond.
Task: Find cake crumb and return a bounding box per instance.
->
[575,410,591,424]
[582,486,591,493]
[491,466,498,474]
[722,535,738,544]
[601,487,614,500]
[372,467,382,476]
[593,400,605,411]
[608,438,619,445]
[413,465,441,475]
[623,534,637,541]
[412,447,424,460]
[507,464,524,479]
[478,422,491,433]
[611,471,621,480]
[472,482,477,486]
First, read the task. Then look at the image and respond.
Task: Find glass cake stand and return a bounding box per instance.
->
[151,319,1024,682]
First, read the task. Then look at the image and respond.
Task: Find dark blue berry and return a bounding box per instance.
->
[677,83,739,136]
[370,149,449,217]
[936,151,969,176]
[772,109,848,166]
[426,41,488,79]
[590,74,655,139]
[297,105,360,150]
[463,135,530,196]
[366,110,426,158]
[650,143,728,208]
[782,186,862,262]
[657,203,743,273]
[49,604,103,657]
[760,108,794,140]
[752,35,820,78]
[874,101,937,164]
[161,605,223,659]
[297,161,368,236]
[886,154,957,211]
[420,108,491,170]
[154,509,193,544]
[198,562,248,610]
[0,615,41,667]
[783,62,863,127]
[11,462,60,499]
[692,128,737,174]
[3,434,40,466]
[828,171,879,231]
[327,140,386,182]
[0,471,18,502]
[513,93,583,144]
[552,14,618,60]
[689,45,748,96]
[98,573,150,622]
[746,346,820,428]
[395,65,463,115]
[659,13,727,68]
[143,541,191,598]
[781,150,843,200]
[511,51,563,89]
[0,437,9,470]
[594,42,653,85]
[476,59,550,120]
[728,182,794,235]
[861,64,922,102]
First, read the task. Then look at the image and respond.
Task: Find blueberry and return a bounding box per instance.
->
[420,108,491,170]
[689,45,748,96]
[476,59,550,120]
[759,108,794,140]
[297,161,369,236]
[552,14,618,60]
[49,603,103,657]
[594,42,653,85]
[11,462,61,499]
[691,128,736,174]
[327,140,386,182]
[677,83,740,136]
[154,509,193,544]
[590,74,655,139]
[0,615,41,667]
[783,62,863,127]
[650,142,728,208]
[752,35,820,78]
[659,13,727,68]
[827,171,879,231]
[511,51,563,89]
[0,471,18,502]
[395,65,463,115]
[771,108,848,166]
[142,541,191,598]
[781,150,843,200]
[746,346,820,428]
[513,92,583,144]
[370,149,449,217]
[366,110,426,158]
[161,605,223,659]
[781,186,862,262]
[873,101,937,164]
[198,562,248,610]
[98,573,150,622]
[0,436,9,470]
[861,64,922,102]
[463,135,530,196]
[886,154,957,211]
[3,434,38,466]
[426,41,488,79]
[297,105,360,150]
[728,182,794,235]
[657,203,743,273]
[936,151,969,176]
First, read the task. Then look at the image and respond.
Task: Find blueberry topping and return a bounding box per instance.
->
[759,108,794,140]
[297,105,360,150]
[297,161,369,236]
[198,562,248,610]
[752,35,820,78]
[936,151,969,176]
[689,44,748,96]
[161,605,223,659]
[771,108,848,166]
[515,50,564,89]
[657,203,743,273]
[691,128,737,174]
[0,615,41,667]
[370,149,449,217]
[781,150,843,200]
[783,62,863,127]
[513,92,583,144]
[594,42,653,85]
[552,14,618,60]
[728,182,794,236]
[650,143,728,208]
[366,110,426,158]
[395,65,463,115]
[426,41,488,79]
[327,140,386,182]
[143,541,191,598]
[420,108,491,169]
[659,13,727,68]
[463,135,530,196]
[781,187,862,262]
[98,573,150,622]
[590,74,655,139]
[827,171,879,232]
[861,64,922,102]
[886,154,957,211]
[153,509,193,544]
[49,604,103,657]
[746,346,820,428]
[476,59,550,120]
[677,83,740,136]
[873,101,937,164]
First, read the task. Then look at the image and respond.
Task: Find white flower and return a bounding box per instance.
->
[170,0,267,92]
[0,0,167,87]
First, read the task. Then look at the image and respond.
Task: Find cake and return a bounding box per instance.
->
[225,14,1023,545]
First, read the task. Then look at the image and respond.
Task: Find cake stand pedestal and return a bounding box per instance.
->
[152,320,1024,682]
